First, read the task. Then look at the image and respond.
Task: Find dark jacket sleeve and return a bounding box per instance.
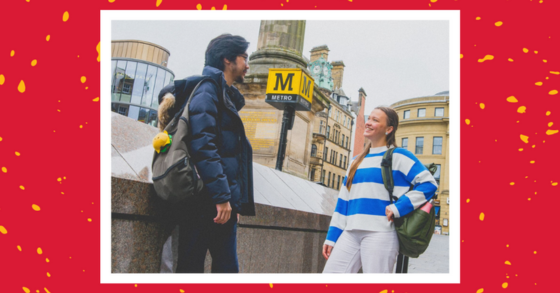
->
[187,83,231,204]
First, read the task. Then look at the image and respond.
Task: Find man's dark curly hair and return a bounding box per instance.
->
[205,34,250,71]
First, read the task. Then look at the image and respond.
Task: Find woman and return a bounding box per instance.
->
[322,106,438,273]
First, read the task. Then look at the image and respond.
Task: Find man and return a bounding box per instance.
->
[175,34,255,273]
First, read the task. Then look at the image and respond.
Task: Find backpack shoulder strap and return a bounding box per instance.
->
[381,147,398,203]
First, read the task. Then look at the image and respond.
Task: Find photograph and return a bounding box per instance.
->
[108,14,455,280]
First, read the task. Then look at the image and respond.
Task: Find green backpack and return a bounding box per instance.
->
[380,148,437,258]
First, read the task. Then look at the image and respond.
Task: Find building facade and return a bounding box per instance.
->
[307,45,354,190]
[350,88,367,158]
[390,91,450,234]
[110,40,175,127]
[236,21,331,180]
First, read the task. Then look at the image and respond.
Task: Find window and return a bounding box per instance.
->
[335,111,339,122]
[121,61,137,103]
[415,137,424,154]
[131,63,148,105]
[433,137,443,154]
[418,108,426,117]
[433,164,441,186]
[137,107,149,123]
[343,156,347,169]
[127,105,140,120]
[403,110,410,119]
[141,65,158,107]
[322,170,326,183]
[117,105,128,116]
[113,60,128,101]
[319,120,325,134]
[346,137,349,149]
[328,172,331,186]
[152,68,166,108]
[402,138,408,149]
[326,126,330,139]
[339,155,342,167]
[147,110,158,127]
[435,107,444,117]
[342,134,345,146]
[310,168,315,181]
[311,144,317,157]
[329,107,332,117]
[337,175,341,190]
[324,147,328,161]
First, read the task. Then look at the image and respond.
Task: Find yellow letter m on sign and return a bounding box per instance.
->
[274,73,294,91]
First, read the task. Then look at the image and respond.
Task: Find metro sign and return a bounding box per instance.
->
[265,68,314,111]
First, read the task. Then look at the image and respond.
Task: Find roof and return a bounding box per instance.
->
[334,88,347,96]
[331,60,345,67]
[310,45,330,52]
[359,87,367,96]
[434,91,449,96]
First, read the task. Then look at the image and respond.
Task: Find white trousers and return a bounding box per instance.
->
[323,230,399,273]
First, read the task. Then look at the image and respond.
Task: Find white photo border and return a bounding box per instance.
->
[101,10,460,284]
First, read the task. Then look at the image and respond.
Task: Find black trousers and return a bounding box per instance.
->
[174,199,239,273]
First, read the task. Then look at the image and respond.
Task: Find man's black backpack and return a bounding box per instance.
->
[380,147,438,269]
[151,76,221,203]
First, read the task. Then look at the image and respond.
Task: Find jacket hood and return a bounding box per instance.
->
[202,65,245,111]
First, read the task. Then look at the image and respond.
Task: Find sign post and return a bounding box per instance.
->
[265,69,314,171]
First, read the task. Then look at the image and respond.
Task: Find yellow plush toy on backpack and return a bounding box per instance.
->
[153,130,172,154]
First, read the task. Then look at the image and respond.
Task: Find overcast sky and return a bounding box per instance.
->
[112,20,448,115]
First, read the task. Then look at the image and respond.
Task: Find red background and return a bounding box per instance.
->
[1,0,558,292]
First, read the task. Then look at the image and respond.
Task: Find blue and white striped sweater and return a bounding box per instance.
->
[324,146,438,247]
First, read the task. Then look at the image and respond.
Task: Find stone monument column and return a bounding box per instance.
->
[236,20,329,179]
[249,20,308,73]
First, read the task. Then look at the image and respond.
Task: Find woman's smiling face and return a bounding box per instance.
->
[364,109,391,141]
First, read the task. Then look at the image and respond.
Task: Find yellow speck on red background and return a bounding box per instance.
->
[18,80,26,93]
[37,247,43,254]
[0,226,7,234]
[479,213,485,221]
[32,204,40,211]
[502,282,508,288]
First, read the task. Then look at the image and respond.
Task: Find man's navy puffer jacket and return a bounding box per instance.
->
[187,65,255,216]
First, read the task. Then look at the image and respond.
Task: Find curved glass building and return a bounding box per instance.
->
[111,40,175,127]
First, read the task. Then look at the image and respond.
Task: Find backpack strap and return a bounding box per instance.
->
[183,77,221,124]
[163,77,223,128]
[381,147,398,203]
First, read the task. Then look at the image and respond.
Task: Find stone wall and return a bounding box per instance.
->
[111,112,338,273]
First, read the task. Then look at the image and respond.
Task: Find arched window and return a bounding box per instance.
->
[311,144,318,157]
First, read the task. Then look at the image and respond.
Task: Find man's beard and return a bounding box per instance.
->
[235,75,244,83]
